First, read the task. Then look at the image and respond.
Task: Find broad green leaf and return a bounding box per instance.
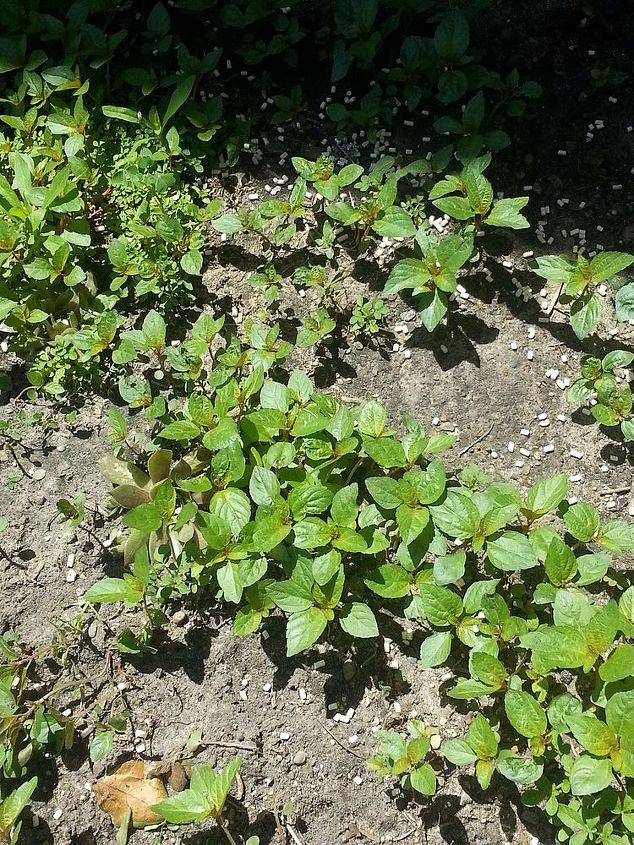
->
[569,755,613,796]
[615,282,634,322]
[338,603,379,638]
[523,474,568,519]
[286,608,328,657]
[396,503,429,544]
[442,739,478,766]
[567,714,617,756]
[372,207,416,239]
[419,584,463,626]
[563,502,600,542]
[504,690,547,738]
[365,565,410,599]
[570,294,601,340]
[209,489,251,535]
[544,537,577,586]
[496,751,543,785]
[330,484,359,528]
[589,251,634,283]
[123,503,162,532]
[484,197,529,229]
[606,690,634,743]
[249,467,280,506]
[409,763,436,795]
[159,420,201,441]
[365,477,403,509]
[600,644,634,683]
[599,520,634,553]
[420,631,452,668]
[83,577,143,605]
[486,531,538,571]
[467,714,498,759]
[430,490,480,539]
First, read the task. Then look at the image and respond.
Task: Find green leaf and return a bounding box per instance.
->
[156,215,184,243]
[385,259,431,294]
[544,537,577,586]
[600,644,634,682]
[418,288,448,332]
[365,564,410,599]
[420,631,452,668]
[523,474,568,519]
[533,254,576,283]
[181,249,203,276]
[496,751,543,785]
[357,401,387,437]
[286,608,328,656]
[571,294,601,340]
[363,437,407,469]
[569,755,613,796]
[615,282,634,322]
[442,738,478,766]
[396,503,430,545]
[365,477,404,510]
[563,502,600,542]
[419,584,463,626]
[590,251,634,283]
[520,625,588,671]
[0,777,38,831]
[123,503,163,532]
[430,490,480,539]
[90,730,114,763]
[160,420,201,441]
[210,489,251,535]
[102,105,140,123]
[433,550,465,586]
[152,791,207,824]
[410,763,436,795]
[268,581,314,614]
[142,309,166,349]
[330,484,359,528]
[470,651,506,688]
[434,9,469,60]
[599,520,634,552]
[504,690,547,738]
[567,714,617,756]
[371,207,416,239]
[484,197,529,229]
[486,531,538,571]
[339,603,379,638]
[605,690,634,738]
[432,195,474,221]
[249,467,280,506]
[84,577,143,605]
[464,169,492,215]
[163,74,195,125]
[467,714,498,759]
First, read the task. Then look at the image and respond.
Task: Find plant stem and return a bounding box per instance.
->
[220,818,239,845]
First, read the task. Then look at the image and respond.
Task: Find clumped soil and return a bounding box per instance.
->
[1,3,634,844]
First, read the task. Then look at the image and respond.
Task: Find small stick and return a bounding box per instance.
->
[545,280,565,317]
[600,486,631,496]
[458,423,494,456]
[201,739,258,753]
[286,823,306,845]
[319,722,364,760]
[390,828,417,843]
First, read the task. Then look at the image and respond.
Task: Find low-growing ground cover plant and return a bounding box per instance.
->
[533,252,634,339]
[568,351,634,441]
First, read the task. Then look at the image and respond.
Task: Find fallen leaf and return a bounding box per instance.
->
[93,760,168,829]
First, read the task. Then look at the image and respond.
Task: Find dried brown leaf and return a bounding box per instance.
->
[93,760,168,829]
